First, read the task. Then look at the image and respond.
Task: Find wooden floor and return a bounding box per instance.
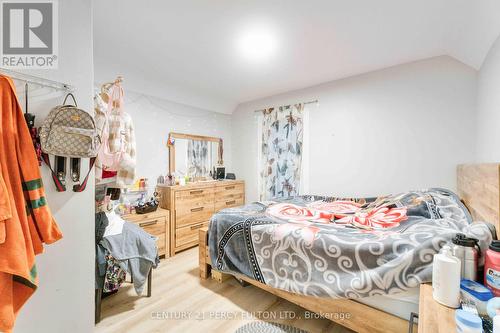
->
[95,247,353,333]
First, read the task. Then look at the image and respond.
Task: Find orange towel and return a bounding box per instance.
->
[0,170,12,244]
[0,75,63,332]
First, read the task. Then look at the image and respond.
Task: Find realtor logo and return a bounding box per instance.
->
[1,0,58,68]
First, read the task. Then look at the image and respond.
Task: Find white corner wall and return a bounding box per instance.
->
[476,34,500,161]
[232,56,478,202]
[120,91,233,185]
[14,1,94,332]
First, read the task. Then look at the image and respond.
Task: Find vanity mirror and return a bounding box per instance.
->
[167,132,223,180]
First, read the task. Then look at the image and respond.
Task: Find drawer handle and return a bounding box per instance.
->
[139,220,158,227]
[225,186,235,190]
[190,190,203,195]
[191,207,204,212]
[191,224,204,230]
[226,200,236,205]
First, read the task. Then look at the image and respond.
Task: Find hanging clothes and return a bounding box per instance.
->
[94,86,136,186]
[103,255,126,293]
[94,93,109,182]
[0,171,12,226]
[100,221,158,295]
[108,107,136,186]
[0,76,63,333]
[23,83,42,166]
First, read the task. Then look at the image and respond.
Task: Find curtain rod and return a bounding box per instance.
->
[253,99,318,113]
[0,68,74,92]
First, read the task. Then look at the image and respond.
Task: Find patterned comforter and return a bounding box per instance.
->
[208,188,493,299]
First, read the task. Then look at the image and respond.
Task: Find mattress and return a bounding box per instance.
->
[356,287,420,321]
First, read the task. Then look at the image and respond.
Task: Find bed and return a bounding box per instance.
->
[199,163,500,333]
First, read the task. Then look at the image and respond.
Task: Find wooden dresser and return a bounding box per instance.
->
[157,180,245,255]
[122,208,171,258]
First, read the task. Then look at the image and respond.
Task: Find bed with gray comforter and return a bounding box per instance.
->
[208,188,493,299]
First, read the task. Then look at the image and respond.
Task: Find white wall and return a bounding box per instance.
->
[14,1,94,332]
[232,56,478,202]
[118,91,233,187]
[476,34,500,161]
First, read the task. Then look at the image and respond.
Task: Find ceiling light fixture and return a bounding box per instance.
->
[237,26,277,62]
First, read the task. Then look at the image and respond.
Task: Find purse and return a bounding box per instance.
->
[40,93,100,192]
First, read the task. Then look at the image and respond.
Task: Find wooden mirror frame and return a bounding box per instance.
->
[168,132,223,174]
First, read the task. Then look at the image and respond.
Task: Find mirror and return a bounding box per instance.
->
[168,132,223,179]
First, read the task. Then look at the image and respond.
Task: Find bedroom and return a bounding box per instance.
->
[0,0,500,332]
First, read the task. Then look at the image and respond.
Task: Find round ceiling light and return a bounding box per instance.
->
[237,26,277,62]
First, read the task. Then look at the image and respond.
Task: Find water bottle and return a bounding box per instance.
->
[451,233,480,281]
[433,245,461,308]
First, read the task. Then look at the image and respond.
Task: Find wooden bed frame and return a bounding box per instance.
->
[457,164,500,237]
[198,163,500,333]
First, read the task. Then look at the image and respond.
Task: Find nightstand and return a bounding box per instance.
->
[418,284,457,332]
[122,208,171,258]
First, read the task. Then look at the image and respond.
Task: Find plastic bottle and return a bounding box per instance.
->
[485,241,500,297]
[488,297,500,319]
[455,309,483,333]
[494,315,500,333]
[433,245,461,308]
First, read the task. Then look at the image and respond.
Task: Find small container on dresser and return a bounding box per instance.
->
[122,208,171,258]
[157,180,245,255]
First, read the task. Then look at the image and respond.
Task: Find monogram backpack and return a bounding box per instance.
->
[40,93,100,192]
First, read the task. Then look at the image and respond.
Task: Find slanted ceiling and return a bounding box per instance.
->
[93,0,500,114]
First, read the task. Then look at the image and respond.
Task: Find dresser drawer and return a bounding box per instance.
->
[160,182,244,255]
[174,188,215,227]
[123,209,169,224]
[175,187,214,201]
[136,216,166,236]
[215,197,244,211]
[215,184,244,199]
[126,216,167,257]
[176,203,214,227]
[176,221,209,250]
[155,233,167,257]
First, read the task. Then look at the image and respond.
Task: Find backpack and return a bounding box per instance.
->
[40,93,100,192]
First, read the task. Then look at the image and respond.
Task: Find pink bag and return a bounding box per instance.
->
[97,85,125,171]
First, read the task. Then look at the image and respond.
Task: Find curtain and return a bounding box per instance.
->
[187,140,210,178]
[260,104,304,200]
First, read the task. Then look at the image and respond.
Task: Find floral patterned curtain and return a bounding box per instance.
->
[187,140,209,178]
[260,104,304,200]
